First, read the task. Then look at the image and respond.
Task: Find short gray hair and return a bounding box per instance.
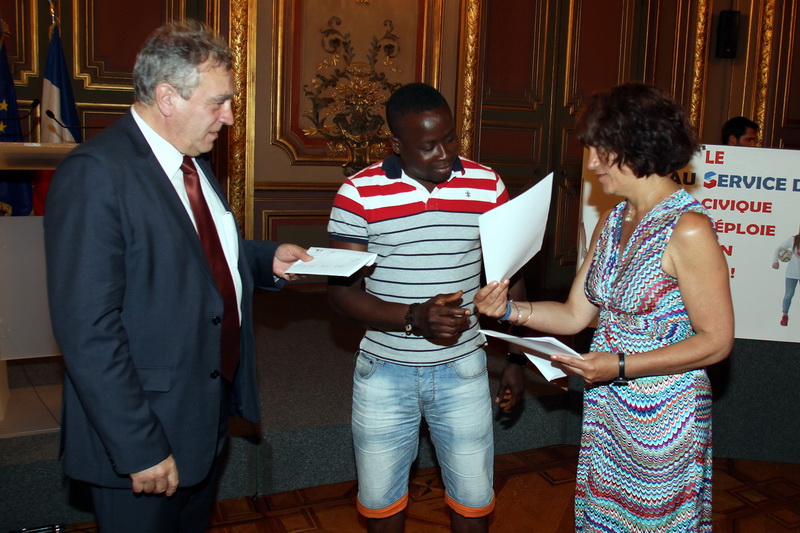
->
[133,20,232,105]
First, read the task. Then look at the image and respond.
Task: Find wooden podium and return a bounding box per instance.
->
[0,142,76,434]
[0,141,77,170]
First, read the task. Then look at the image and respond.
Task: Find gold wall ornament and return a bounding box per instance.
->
[689,0,709,130]
[302,16,402,176]
[755,0,775,139]
[228,0,255,235]
[457,0,480,158]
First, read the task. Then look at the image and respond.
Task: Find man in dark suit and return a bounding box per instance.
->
[44,20,310,532]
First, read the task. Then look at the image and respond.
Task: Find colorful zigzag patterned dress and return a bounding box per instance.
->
[578,188,713,532]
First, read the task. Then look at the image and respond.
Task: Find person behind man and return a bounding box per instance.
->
[327,82,526,533]
[44,20,310,532]
[721,115,759,146]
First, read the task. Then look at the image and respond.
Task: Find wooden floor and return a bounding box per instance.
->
[60,445,800,532]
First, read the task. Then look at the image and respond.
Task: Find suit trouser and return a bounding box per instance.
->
[89,380,230,533]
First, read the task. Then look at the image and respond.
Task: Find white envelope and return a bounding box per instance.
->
[286,246,377,276]
[481,328,583,381]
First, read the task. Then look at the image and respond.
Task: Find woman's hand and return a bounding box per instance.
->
[551,351,619,387]
[473,279,511,318]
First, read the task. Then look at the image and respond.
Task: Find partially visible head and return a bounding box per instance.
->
[722,116,759,146]
[576,83,699,178]
[133,20,232,105]
[386,83,451,139]
[385,83,458,185]
[133,20,235,156]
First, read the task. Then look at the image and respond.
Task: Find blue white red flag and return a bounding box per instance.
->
[41,24,81,144]
[35,23,82,214]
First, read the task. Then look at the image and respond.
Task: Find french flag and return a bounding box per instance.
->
[36,23,82,214]
[41,24,81,144]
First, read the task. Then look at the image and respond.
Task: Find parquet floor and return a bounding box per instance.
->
[60,445,800,532]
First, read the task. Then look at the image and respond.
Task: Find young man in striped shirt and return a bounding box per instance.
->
[327,83,525,533]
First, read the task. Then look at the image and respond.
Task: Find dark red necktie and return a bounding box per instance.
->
[181,156,240,381]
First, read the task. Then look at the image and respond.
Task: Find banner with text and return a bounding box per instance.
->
[579,145,799,344]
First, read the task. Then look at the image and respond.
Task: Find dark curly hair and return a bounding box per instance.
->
[576,83,699,178]
[386,82,449,138]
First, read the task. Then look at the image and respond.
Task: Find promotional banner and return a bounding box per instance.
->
[580,145,800,344]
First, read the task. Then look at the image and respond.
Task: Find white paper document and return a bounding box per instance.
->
[286,246,377,276]
[480,329,583,381]
[479,173,553,282]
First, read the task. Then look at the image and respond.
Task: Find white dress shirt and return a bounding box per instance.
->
[131,107,242,322]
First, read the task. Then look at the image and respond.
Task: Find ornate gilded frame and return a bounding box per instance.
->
[228,0,255,236]
[753,0,775,135]
[271,0,446,166]
[689,0,776,137]
[456,0,480,157]
[239,0,483,234]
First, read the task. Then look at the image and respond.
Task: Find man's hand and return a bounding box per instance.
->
[130,455,179,496]
[495,362,525,411]
[273,244,313,281]
[413,291,472,339]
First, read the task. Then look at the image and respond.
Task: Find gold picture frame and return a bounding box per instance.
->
[271,0,445,167]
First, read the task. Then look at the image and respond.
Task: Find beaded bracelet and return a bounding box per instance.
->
[500,300,513,321]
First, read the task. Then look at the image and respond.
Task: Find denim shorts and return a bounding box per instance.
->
[352,350,495,518]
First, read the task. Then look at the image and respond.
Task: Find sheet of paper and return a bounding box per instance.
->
[479,172,553,282]
[480,328,583,381]
[286,246,377,276]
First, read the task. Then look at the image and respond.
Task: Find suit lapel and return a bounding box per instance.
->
[121,113,219,284]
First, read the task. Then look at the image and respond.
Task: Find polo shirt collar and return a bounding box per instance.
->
[381,153,465,180]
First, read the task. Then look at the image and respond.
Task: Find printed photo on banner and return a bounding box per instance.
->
[580,144,800,344]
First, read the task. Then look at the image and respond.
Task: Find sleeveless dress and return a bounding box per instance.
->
[577,188,713,532]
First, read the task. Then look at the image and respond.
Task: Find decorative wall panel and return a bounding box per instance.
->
[272,0,444,167]
[554,176,581,265]
[479,121,540,166]
[0,0,38,85]
[481,0,548,110]
[73,0,181,90]
[564,0,635,114]
[765,0,799,148]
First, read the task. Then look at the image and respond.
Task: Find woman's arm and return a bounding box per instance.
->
[474,213,605,335]
[554,211,735,384]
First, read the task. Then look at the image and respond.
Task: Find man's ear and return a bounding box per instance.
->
[155,83,177,117]
[389,136,401,154]
[727,134,738,146]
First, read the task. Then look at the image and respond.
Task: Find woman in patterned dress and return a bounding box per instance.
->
[474,83,734,531]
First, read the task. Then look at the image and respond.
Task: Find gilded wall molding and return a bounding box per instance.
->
[228,0,254,236]
[457,0,480,158]
[688,0,708,129]
[754,0,775,137]
[2,0,39,86]
[72,0,184,90]
[272,1,445,167]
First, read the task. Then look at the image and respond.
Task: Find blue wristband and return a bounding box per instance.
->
[500,301,513,321]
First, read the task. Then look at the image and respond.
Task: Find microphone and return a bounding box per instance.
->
[44,109,105,129]
[2,99,40,120]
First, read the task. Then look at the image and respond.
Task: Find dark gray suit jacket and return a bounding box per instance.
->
[45,111,279,488]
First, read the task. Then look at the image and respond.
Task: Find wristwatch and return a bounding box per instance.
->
[611,352,629,386]
[404,303,419,335]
